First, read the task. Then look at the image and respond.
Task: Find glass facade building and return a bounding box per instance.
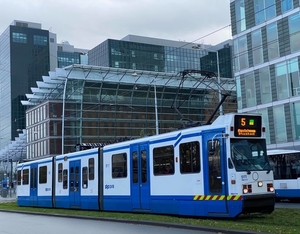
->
[0,21,50,147]
[57,41,88,68]
[200,44,233,79]
[21,35,237,159]
[88,35,207,74]
[23,65,237,158]
[0,21,88,150]
[230,0,300,149]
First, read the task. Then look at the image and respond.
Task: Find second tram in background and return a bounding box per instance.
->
[17,113,275,218]
[267,149,300,201]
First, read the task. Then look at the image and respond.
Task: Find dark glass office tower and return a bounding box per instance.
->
[200,45,233,79]
[0,21,50,146]
[88,36,206,74]
[0,21,88,149]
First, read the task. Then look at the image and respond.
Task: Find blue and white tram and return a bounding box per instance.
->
[267,149,300,201]
[17,113,275,218]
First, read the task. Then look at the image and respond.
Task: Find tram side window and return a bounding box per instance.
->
[39,166,47,184]
[17,170,21,185]
[58,163,63,182]
[82,167,88,189]
[63,169,68,189]
[179,141,200,174]
[153,145,175,176]
[269,153,300,179]
[112,153,127,178]
[89,158,95,180]
[23,169,29,185]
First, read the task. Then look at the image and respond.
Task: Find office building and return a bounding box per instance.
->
[0,20,87,149]
[22,65,236,158]
[19,34,237,158]
[88,34,233,76]
[230,0,300,149]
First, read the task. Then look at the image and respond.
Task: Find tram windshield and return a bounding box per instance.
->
[230,139,271,172]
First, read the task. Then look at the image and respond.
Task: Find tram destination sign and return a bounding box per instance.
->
[234,115,262,137]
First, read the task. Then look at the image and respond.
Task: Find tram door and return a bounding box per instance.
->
[202,131,228,214]
[69,160,81,208]
[30,163,38,205]
[130,143,150,210]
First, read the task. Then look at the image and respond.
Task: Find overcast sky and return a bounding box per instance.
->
[0,0,232,50]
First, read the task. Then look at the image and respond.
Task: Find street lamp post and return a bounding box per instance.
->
[215,50,223,115]
[153,80,159,135]
[133,72,159,135]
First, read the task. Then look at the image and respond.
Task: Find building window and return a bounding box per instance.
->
[257,108,271,144]
[12,32,27,43]
[234,35,249,71]
[16,22,28,27]
[266,22,279,60]
[235,0,246,33]
[252,29,263,65]
[34,35,47,46]
[254,0,276,25]
[132,63,136,70]
[259,67,272,104]
[273,105,287,142]
[289,13,300,53]
[281,0,293,13]
[291,101,300,140]
[236,76,242,109]
[245,72,256,107]
[276,62,289,100]
[288,58,300,97]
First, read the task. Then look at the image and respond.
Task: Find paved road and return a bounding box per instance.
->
[0,212,218,234]
[275,200,300,209]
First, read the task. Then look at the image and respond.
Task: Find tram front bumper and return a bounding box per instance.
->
[242,193,275,214]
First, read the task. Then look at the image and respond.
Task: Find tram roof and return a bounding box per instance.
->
[21,64,235,106]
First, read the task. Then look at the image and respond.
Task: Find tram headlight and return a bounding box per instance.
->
[258,181,263,187]
[243,184,252,194]
[267,183,274,192]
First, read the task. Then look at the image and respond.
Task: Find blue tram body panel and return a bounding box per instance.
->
[16,113,275,218]
[276,189,300,198]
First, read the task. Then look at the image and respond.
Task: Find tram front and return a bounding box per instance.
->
[228,114,275,214]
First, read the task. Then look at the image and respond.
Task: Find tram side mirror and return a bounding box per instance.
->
[208,141,215,155]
